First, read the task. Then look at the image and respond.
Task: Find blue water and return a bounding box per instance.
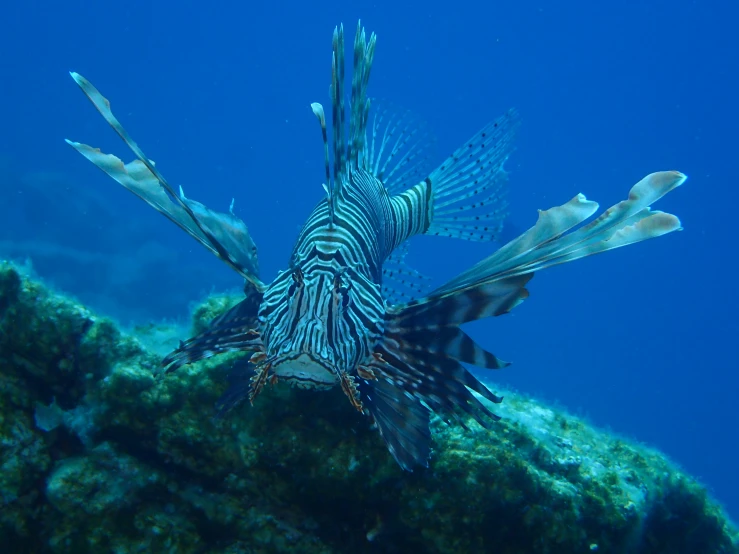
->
[2,0,737,521]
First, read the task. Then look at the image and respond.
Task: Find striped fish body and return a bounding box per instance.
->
[258,190,389,391]
[66,21,686,471]
[258,158,435,395]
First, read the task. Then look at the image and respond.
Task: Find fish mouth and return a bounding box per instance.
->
[270,352,339,390]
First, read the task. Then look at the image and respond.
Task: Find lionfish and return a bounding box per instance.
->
[66,21,686,470]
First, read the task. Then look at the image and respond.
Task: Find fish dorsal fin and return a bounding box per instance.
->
[367,100,437,195]
[348,21,377,170]
[310,21,377,223]
[330,24,347,209]
[425,109,521,242]
[310,102,333,221]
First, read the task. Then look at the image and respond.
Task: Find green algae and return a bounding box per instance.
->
[0,261,736,553]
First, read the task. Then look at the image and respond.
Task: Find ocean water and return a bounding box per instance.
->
[2,0,737,525]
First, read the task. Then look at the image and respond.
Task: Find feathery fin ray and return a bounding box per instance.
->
[381,240,432,304]
[433,170,686,296]
[161,284,264,374]
[65,72,264,289]
[368,100,438,195]
[366,171,685,468]
[423,109,520,242]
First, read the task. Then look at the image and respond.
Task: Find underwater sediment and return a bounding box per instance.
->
[0,261,736,553]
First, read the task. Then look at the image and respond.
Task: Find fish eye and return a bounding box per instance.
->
[332,269,346,289]
[287,267,304,298]
[333,271,352,312]
[339,285,352,311]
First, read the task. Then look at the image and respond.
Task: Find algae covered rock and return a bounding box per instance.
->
[45,442,160,515]
[0,261,737,553]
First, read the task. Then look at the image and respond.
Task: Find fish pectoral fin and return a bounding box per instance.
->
[389,272,532,329]
[66,72,263,288]
[427,170,686,299]
[357,377,432,471]
[161,291,264,374]
[213,359,257,417]
[381,240,432,305]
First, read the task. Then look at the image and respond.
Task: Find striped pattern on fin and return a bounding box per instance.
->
[386,172,685,350]
[365,170,687,465]
[348,21,377,170]
[391,274,533,329]
[214,359,257,418]
[370,338,504,429]
[66,72,264,289]
[390,325,510,369]
[377,301,511,412]
[425,109,521,242]
[366,100,437,194]
[161,287,264,374]
[360,261,524,468]
[311,22,377,224]
[331,24,347,191]
[357,377,432,470]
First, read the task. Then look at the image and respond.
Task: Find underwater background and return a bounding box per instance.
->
[1,0,738,546]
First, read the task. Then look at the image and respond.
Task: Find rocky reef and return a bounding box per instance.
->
[1,261,737,553]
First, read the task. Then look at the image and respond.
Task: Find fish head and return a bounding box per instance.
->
[257,262,384,390]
